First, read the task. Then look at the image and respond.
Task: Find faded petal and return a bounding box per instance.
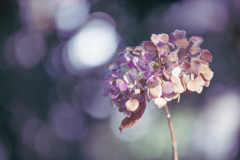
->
[144,66,152,79]
[196,86,203,94]
[111,71,121,78]
[123,73,131,84]
[189,45,202,57]
[142,51,158,62]
[142,41,158,62]
[138,60,148,71]
[176,39,189,47]
[162,81,174,94]
[170,29,186,41]
[190,61,202,76]
[204,80,210,87]
[125,98,140,112]
[200,64,211,74]
[202,70,214,81]
[168,52,178,62]
[201,49,212,63]
[154,97,167,108]
[125,46,134,53]
[171,67,181,77]
[103,87,111,97]
[164,92,178,102]
[148,75,157,82]
[149,85,162,98]
[187,76,205,92]
[173,83,185,93]
[151,34,159,44]
[158,33,169,43]
[189,36,203,47]
[129,68,138,81]
[104,74,114,85]
[111,92,120,99]
[142,41,157,51]
[133,46,144,55]
[108,62,119,70]
[171,76,181,84]
[163,70,171,80]
[133,57,139,66]
[200,65,214,80]
[123,52,134,62]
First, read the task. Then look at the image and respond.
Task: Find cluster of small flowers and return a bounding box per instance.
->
[103,30,213,131]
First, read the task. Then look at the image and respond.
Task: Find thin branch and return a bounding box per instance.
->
[164,104,178,160]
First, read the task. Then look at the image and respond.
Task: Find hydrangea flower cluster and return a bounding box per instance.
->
[103,30,213,132]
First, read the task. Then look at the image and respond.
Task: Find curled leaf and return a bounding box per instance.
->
[119,97,146,132]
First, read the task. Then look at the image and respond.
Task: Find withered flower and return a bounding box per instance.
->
[103,29,213,132]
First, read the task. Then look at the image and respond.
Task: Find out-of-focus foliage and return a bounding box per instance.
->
[0,0,240,160]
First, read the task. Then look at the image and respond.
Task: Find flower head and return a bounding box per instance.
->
[103,29,214,132]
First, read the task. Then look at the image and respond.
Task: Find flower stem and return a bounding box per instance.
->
[164,104,178,160]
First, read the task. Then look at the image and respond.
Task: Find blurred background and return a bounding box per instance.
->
[0,0,240,159]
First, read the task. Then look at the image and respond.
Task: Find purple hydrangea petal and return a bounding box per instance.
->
[111,71,121,78]
[111,92,120,99]
[144,67,152,79]
[169,29,186,43]
[123,52,134,62]
[103,87,111,97]
[138,60,148,71]
[156,71,163,76]
[104,74,114,85]
[149,75,157,82]
[138,94,145,102]
[128,61,136,69]
[172,29,186,40]
[157,41,167,48]
[116,79,128,92]
[142,51,158,62]
[108,62,119,70]
[133,57,139,66]
[129,68,138,82]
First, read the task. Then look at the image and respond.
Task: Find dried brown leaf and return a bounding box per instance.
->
[119,97,146,132]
